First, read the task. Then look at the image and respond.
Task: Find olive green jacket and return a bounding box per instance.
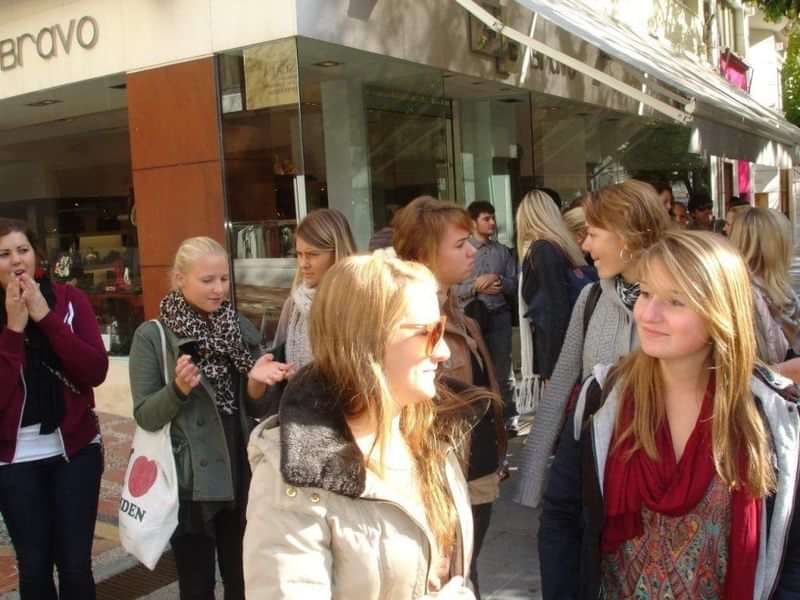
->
[129,317,270,502]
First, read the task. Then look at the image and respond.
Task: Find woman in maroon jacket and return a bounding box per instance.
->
[0,218,108,600]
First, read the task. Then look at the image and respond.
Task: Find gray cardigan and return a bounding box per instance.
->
[513,277,638,508]
[129,316,270,502]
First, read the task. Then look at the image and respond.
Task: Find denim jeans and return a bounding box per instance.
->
[0,443,102,600]
[483,308,517,418]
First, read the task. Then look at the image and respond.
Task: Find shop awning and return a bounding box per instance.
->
[455,0,800,147]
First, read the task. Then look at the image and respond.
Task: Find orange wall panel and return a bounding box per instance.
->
[127,56,227,320]
[140,266,172,320]
[133,163,226,268]
[128,58,222,170]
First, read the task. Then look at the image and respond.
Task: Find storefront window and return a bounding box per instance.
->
[297,38,452,248]
[0,77,142,355]
[531,92,710,205]
[218,41,304,337]
[455,90,534,249]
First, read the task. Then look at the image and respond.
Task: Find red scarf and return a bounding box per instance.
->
[602,378,761,600]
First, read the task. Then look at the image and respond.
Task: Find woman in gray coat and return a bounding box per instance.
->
[129,237,285,600]
[513,180,671,508]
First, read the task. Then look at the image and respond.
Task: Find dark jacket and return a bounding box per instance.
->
[129,316,269,502]
[539,364,800,600]
[521,240,572,379]
[0,283,108,462]
[440,309,505,483]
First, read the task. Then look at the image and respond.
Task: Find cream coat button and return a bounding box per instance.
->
[286,486,298,498]
[309,493,321,503]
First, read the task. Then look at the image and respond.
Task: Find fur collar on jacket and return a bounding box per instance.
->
[279,367,366,498]
[278,367,480,499]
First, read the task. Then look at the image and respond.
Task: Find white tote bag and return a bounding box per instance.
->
[119,320,179,570]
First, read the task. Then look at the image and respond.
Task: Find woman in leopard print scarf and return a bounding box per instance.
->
[129,237,290,600]
[159,290,253,415]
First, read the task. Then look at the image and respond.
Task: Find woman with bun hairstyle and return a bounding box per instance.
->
[129,237,280,600]
[514,180,671,509]
[539,230,800,599]
[0,218,108,599]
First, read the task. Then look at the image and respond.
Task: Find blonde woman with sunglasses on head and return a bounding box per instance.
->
[244,254,482,599]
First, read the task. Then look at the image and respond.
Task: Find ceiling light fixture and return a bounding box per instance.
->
[313,60,342,68]
[25,99,62,107]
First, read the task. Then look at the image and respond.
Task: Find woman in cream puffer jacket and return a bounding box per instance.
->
[244,370,475,599]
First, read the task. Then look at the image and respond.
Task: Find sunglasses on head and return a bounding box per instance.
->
[399,316,447,357]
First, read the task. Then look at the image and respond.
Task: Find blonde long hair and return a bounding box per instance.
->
[613,231,775,497]
[516,190,586,265]
[730,207,795,308]
[292,208,357,288]
[310,254,461,550]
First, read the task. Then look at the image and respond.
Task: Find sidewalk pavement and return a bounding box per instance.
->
[0,381,544,599]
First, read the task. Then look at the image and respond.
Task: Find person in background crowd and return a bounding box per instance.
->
[652,180,674,211]
[517,190,596,388]
[244,255,480,600]
[688,192,714,231]
[269,209,357,370]
[129,237,280,600]
[722,197,752,236]
[514,180,671,509]
[367,203,400,252]
[393,195,506,599]
[669,200,689,228]
[535,187,562,208]
[454,201,518,434]
[730,207,800,364]
[0,218,108,600]
[562,206,589,249]
[539,231,800,600]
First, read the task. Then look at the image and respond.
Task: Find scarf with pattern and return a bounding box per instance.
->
[614,275,640,311]
[159,291,254,415]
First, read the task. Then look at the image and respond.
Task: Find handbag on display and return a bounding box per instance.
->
[118,320,179,570]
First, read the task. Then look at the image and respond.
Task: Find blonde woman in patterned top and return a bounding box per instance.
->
[538,230,800,600]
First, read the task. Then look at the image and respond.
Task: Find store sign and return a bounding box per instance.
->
[529,51,577,80]
[243,38,299,110]
[0,17,99,72]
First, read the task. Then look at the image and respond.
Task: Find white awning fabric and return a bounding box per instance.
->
[455,0,800,147]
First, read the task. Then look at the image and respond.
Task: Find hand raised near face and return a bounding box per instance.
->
[18,274,49,322]
[4,279,29,333]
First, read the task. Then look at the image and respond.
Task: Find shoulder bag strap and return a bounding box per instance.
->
[150,319,170,384]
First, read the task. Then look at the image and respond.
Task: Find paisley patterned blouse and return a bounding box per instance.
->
[600,476,731,599]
